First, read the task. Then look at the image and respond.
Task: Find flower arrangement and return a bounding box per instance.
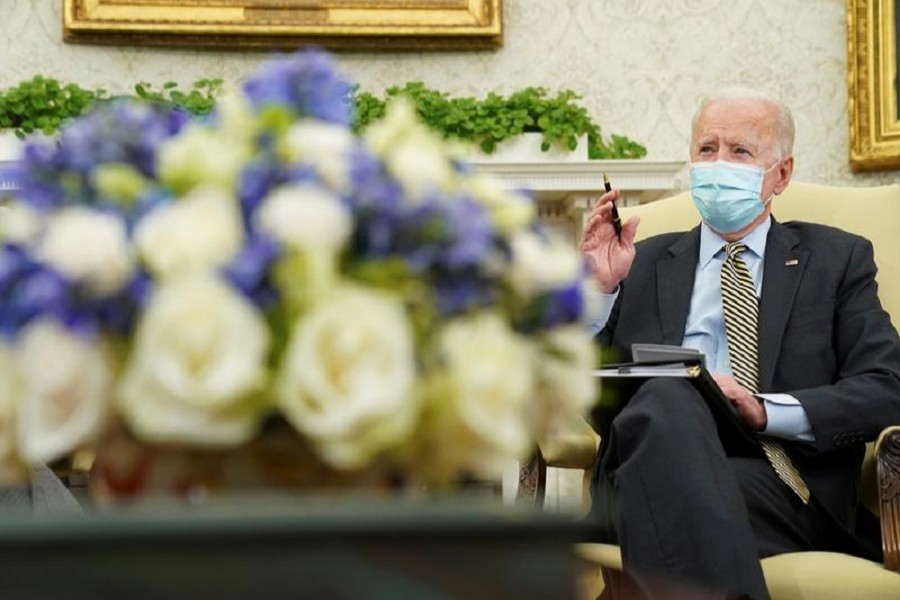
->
[0,49,595,491]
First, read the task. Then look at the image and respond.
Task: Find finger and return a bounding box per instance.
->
[580,241,599,256]
[593,189,619,209]
[582,204,614,239]
[586,200,613,224]
[580,237,602,253]
[585,191,618,223]
[619,215,641,245]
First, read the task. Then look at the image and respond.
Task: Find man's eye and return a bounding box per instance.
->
[734,148,750,155]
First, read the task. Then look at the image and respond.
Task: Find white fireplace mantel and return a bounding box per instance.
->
[472,158,687,244]
[471,159,686,203]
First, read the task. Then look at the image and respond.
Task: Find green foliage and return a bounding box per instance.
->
[0,74,647,160]
[351,88,388,133]
[351,82,647,160]
[0,76,224,138]
[132,78,223,116]
[0,76,105,138]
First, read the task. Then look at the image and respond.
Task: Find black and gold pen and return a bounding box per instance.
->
[603,172,623,239]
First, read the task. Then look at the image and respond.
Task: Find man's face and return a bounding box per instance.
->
[690,97,790,203]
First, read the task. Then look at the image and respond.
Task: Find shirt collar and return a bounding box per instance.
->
[698,216,771,269]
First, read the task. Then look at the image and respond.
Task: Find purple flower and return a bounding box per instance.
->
[238,158,286,219]
[509,282,584,335]
[222,234,281,309]
[388,193,496,276]
[242,48,353,126]
[432,270,497,317]
[0,243,150,338]
[539,283,584,328]
[344,166,406,258]
[92,272,152,335]
[1,267,71,334]
[18,100,190,212]
[434,195,495,270]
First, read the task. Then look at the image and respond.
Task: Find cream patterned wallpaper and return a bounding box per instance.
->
[0,0,896,187]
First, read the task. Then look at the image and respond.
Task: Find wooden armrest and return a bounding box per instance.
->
[876,425,900,571]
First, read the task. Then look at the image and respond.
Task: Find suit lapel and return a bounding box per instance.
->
[759,220,807,390]
[657,228,701,345]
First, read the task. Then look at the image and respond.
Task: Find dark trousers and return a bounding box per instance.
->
[588,378,853,600]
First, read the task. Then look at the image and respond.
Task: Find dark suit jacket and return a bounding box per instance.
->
[597,217,900,526]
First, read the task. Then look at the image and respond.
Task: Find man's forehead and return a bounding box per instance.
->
[693,98,777,141]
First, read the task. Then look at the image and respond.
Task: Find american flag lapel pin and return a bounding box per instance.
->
[785,259,799,266]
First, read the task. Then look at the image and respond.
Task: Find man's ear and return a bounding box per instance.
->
[773,155,794,195]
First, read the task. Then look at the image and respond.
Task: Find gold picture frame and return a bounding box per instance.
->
[848,0,899,171]
[63,0,502,51]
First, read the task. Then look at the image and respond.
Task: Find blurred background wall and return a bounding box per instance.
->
[1,0,894,187]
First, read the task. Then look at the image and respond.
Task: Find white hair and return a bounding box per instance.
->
[691,86,795,159]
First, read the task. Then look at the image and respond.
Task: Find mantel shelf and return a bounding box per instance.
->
[470,159,687,205]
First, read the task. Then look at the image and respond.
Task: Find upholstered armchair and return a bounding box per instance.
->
[528,182,900,598]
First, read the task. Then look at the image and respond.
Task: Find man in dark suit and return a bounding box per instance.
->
[581,88,900,600]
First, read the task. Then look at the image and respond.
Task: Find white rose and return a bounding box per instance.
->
[530,325,596,439]
[216,88,259,143]
[418,312,534,481]
[16,320,112,464]
[386,140,455,200]
[364,100,455,201]
[276,285,418,469]
[363,98,418,157]
[37,206,134,295]
[0,201,41,245]
[0,342,25,485]
[118,274,270,447]
[508,229,583,296]
[254,183,350,252]
[135,186,244,279]
[461,175,536,234]
[157,124,251,194]
[281,120,357,191]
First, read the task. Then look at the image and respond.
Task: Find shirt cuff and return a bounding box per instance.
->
[758,393,815,444]
[583,280,619,337]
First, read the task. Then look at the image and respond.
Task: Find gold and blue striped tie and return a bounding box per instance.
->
[722,242,810,504]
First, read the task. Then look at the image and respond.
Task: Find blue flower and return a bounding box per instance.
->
[222,233,281,310]
[238,157,287,221]
[432,269,498,317]
[539,283,584,329]
[242,48,353,126]
[18,100,190,212]
[0,264,71,335]
[92,272,151,335]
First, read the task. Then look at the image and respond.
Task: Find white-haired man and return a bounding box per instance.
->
[581,88,900,599]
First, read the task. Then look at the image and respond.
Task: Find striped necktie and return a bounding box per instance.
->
[721,242,810,504]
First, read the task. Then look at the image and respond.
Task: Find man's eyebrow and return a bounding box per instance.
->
[724,136,759,150]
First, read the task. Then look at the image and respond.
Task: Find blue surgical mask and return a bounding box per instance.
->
[690,160,778,234]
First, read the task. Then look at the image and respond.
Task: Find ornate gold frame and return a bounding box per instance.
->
[848,0,899,171]
[63,0,502,51]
